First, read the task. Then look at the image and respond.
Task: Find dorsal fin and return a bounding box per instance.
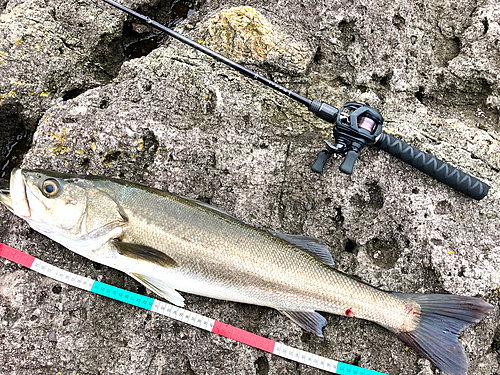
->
[270,231,335,267]
[181,196,245,224]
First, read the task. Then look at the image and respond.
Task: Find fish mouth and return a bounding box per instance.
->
[2,168,32,218]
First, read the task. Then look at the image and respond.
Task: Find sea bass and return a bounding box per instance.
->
[0,169,492,375]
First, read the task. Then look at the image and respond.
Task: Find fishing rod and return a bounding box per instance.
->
[100,0,490,200]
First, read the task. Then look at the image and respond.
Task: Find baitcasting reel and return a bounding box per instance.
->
[310,101,383,175]
[308,100,489,200]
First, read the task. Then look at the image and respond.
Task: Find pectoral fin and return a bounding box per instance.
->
[112,240,178,268]
[280,310,327,337]
[270,231,335,267]
[130,273,185,307]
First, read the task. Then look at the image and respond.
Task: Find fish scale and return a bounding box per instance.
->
[116,182,413,329]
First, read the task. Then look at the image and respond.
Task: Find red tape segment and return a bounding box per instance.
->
[0,243,35,268]
[212,320,276,353]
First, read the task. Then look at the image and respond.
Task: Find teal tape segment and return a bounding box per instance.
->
[337,362,386,375]
[91,280,154,310]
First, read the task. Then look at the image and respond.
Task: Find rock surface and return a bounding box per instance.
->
[0,0,499,374]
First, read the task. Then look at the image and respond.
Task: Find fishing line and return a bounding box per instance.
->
[0,242,386,375]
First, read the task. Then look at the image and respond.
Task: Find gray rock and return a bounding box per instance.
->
[1,0,499,375]
[0,0,125,129]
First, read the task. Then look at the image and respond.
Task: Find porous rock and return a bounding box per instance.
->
[0,0,499,374]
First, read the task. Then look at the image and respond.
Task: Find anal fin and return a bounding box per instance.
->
[130,273,185,307]
[280,310,327,338]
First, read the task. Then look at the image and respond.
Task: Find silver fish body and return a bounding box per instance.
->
[0,169,492,375]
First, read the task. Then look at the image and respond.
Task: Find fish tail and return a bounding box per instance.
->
[390,293,493,375]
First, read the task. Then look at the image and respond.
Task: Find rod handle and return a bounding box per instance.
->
[376,133,489,200]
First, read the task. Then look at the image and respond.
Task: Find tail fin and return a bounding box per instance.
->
[391,293,493,375]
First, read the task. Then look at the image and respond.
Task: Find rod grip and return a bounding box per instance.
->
[376,133,489,200]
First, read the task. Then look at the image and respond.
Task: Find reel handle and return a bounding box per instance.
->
[376,133,489,200]
[311,151,331,173]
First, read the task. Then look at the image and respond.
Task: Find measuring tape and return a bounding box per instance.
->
[0,242,387,375]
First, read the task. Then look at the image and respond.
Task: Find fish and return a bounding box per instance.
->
[0,168,493,375]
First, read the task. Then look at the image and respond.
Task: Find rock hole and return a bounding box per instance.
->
[102,150,122,165]
[63,88,84,101]
[353,355,361,366]
[37,291,48,303]
[415,86,425,103]
[338,20,356,46]
[490,325,500,355]
[124,34,162,59]
[122,0,198,60]
[184,358,196,375]
[255,355,270,375]
[301,331,312,344]
[435,200,453,215]
[62,116,78,123]
[99,99,110,109]
[142,129,159,155]
[392,14,405,29]
[332,206,344,224]
[345,239,356,253]
[313,45,323,63]
[52,285,62,294]
[458,266,465,277]
[137,285,147,295]
[81,157,90,169]
[482,18,489,35]
[366,237,402,268]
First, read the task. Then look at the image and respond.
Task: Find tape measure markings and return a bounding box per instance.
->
[0,242,387,375]
[31,258,95,291]
[151,299,215,331]
[91,280,155,309]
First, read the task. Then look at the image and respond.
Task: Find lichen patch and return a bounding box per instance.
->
[200,6,312,74]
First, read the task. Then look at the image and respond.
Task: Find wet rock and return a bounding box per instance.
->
[0,0,125,129]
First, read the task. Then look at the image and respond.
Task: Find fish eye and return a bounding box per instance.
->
[42,179,60,197]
